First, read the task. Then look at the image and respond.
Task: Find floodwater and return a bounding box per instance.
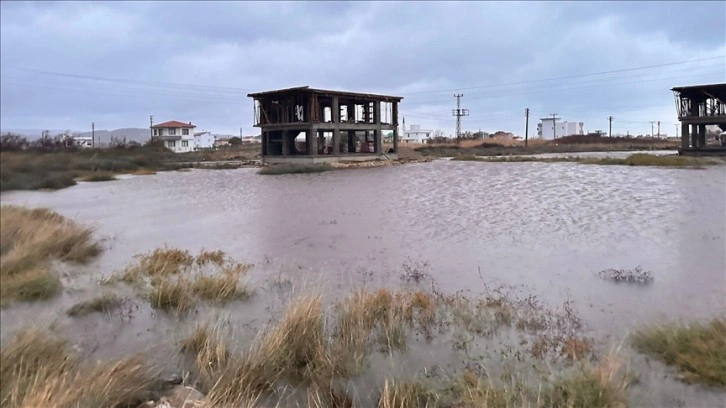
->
[1,159,725,406]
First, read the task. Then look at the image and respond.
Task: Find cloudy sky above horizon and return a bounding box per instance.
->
[1,1,725,137]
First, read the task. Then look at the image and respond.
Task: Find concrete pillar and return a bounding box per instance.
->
[691,124,698,148]
[392,102,399,153]
[332,128,340,155]
[698,125,706,148]
[681,123,689,149]
[374,101,381,124]
[332,97,339,123]
[281,130,290,156]
[348,130,356,153]
[261,131,267,156]
[376,127,383,153]
[309,128,318,155]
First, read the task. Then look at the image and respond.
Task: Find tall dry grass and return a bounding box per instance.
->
[0,329,160,408]
[0,206,101,305]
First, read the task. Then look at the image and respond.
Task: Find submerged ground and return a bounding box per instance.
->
[0,157,724,407]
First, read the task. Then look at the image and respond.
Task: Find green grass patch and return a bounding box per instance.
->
[631,317,726,388]
[258,163,334,175]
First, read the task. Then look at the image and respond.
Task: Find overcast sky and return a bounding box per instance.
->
[1,1,724,137]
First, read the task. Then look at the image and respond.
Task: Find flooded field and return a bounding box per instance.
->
[1,159,725,406]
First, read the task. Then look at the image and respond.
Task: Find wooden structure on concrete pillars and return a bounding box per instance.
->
[672,83,726,156]
[247,86,403,164]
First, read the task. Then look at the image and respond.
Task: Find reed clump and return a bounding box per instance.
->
[0,206,101,306]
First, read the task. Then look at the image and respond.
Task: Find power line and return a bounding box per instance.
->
[400,55,725,96]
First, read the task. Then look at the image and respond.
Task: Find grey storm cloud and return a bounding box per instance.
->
[1,1,724,136]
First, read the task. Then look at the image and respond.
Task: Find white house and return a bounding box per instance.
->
[193,131,215,150]
[151,120,196,153]
[402,122,433,143]
[537,118,584,140]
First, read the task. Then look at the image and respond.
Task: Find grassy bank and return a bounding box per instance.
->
[453,153,725,168]
[258,163,334,175]
[0,144,262,192]
[0,148,183,192]
[631,317,726,388]
[0,206,101,306]
[415,136,679,158]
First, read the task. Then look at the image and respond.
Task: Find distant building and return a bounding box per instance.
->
[214,138,230,148]
[241,135,261,144]
[489,131,514,140]
[537,118,584,140]
[193,131,215,150]
[65,134,93,148]
[151,120,196,153]
[402,123,433,143]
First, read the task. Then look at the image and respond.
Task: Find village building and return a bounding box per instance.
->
[247,86,402,164]
[537,118,584,140]
[401,119,433,144]
[151,120,196,153]
[193,131,215,150]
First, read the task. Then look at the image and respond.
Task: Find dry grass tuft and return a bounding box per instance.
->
[631,317,726,387]
[181,323,230,390]
[66,293,122,317]
[147,277,195,313]
[108,248,252,312]
[196,249,226,266]
[378,379,437,408]
[543,355,631,408]
[191,271,250,302]
[0,329,160,407]
[0,206,101,305]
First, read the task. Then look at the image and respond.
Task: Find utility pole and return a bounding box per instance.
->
[551,113,558,139]
[91,122,95,149]
[608,116,613,137]
[649,121,655,137]
[524,108,530,147]
[149,115,154,142]
[657,120,661,138]
[452,94,469,140]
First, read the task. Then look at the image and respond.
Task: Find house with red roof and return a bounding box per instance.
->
[151,120,196,153]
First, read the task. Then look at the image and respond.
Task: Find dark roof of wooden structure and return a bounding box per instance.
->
[671,83,726,99]
[247,86,403,101]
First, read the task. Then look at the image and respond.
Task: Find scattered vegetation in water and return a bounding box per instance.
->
[66,294,122,317]
[598,266,654,284]
[400,259,433,283]
[106,248,252,313]
[452,153,724,168]
[631,317,726,388]
[79,172,117,182]
[0,206,101,306]
[258,163,334,175]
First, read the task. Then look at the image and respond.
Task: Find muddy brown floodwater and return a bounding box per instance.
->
[1,159,725,407]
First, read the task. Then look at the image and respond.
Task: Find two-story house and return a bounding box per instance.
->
[151,120,196,153]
